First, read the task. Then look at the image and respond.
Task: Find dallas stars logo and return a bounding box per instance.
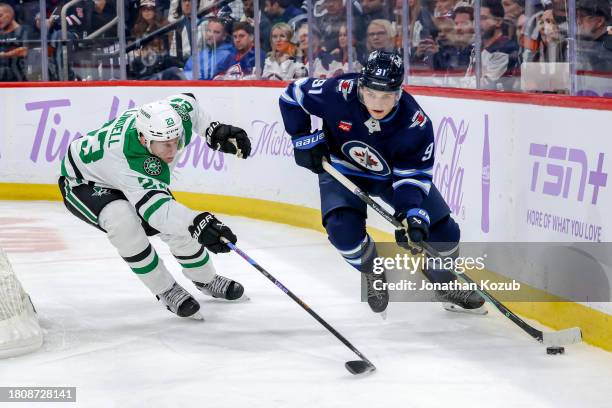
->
[143,156,163,176]
[92,187,110,197]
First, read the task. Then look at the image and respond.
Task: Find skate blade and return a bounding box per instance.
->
[379,310,387,320]
[189,311,205,320]
[442,303,488,315]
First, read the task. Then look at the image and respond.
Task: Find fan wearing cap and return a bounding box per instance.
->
[57,93,252,320]
[279,50,486,316]
[576,0,612,72]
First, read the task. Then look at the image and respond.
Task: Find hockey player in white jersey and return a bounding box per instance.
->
[58,93,251,319]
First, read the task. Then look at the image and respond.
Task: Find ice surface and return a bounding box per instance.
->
[1,201,611,408]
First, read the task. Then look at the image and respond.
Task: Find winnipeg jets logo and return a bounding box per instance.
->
[341,141,390,176]
[91,187,110,197]
[364,118,381,133]
[143,156,163,176]
[409,110,428,129]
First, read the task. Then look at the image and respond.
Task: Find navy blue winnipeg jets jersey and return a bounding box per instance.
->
[279,73,435,214]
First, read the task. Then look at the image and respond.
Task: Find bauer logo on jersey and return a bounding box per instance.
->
[338,121,352,132]
[337,79,354,100]
[143,156,163,176]
[409,110,428,129]
[341,141,391,176]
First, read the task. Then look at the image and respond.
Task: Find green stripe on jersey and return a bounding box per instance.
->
[65,185,98,224]
[60,158,68,177]
[142,197,172,222]
[131,253,159,274]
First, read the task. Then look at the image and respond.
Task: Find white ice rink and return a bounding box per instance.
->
[1,201,611,408]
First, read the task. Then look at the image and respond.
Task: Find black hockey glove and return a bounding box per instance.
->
[395,208,430,247]
[291,130,329,174]
[206,122,251,159]
[189,212,237,254]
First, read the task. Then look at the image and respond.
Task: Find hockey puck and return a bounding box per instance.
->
[546,346,565,355]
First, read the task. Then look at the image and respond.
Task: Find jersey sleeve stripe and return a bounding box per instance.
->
[67,146,85,181]
[392,178,432,194]
[292,78,311,114]
[122,243,153,263]
[280,90,299,106]
[392,167,433,178]
[142,197,172,222]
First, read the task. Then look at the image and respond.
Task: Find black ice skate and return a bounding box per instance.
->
[194,275,245,301]
[156,283,203,320]
[363,271,389,317]
[435,288,487,315]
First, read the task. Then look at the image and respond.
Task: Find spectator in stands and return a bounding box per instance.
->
[516,12,527,40]
[501,0,524,40]
[262,21,306,80]
[329,22,363,75]
[241,0,272,52]
[317,0,363,52]
[576,0,612,72]
[215,21,264,79]
[434,0,457,18]
[361,18,396,62]
[264,0,303,25]
[361,0,392,28]
[129,0,184,80]
[394,0,435,52]
[295,22,340,77]
[169,0,204,64]
[535,6,567,62]
[183,16,235,79]
[91,0,116,40]
[467,0,520,89]
[0,2,29,81]
[430,3,474,73]
[55,0,94,39]
[413,14,455,66]
[132,0,168,45]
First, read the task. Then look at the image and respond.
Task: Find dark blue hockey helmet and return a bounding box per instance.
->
[359,50,404,92]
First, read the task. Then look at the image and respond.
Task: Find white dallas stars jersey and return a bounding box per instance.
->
[60,94,209,237]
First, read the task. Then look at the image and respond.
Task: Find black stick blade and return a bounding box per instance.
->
[345,360,376,375]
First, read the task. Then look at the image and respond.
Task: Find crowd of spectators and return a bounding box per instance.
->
[0,0,609,94]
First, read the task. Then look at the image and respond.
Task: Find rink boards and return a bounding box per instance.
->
[0,82,610,351]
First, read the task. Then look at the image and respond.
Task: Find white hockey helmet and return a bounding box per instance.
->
[135,100,184,150]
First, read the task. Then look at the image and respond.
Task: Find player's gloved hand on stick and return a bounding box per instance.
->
[395,208,430,247]
[206,122,251,159]
[291,130,329,174]
[189,212,237,253]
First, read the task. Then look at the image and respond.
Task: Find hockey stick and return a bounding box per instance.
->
[322,160,582,347]
[221,238,376,375]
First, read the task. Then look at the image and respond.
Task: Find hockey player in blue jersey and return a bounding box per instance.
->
[279,50,485,315]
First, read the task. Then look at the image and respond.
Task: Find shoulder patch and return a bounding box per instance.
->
[171,104,191,123]
[337,79,355,101]
[143,156,163,176]
[409,110,428,129]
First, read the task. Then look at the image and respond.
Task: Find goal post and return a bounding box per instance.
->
[0,248,43,358]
